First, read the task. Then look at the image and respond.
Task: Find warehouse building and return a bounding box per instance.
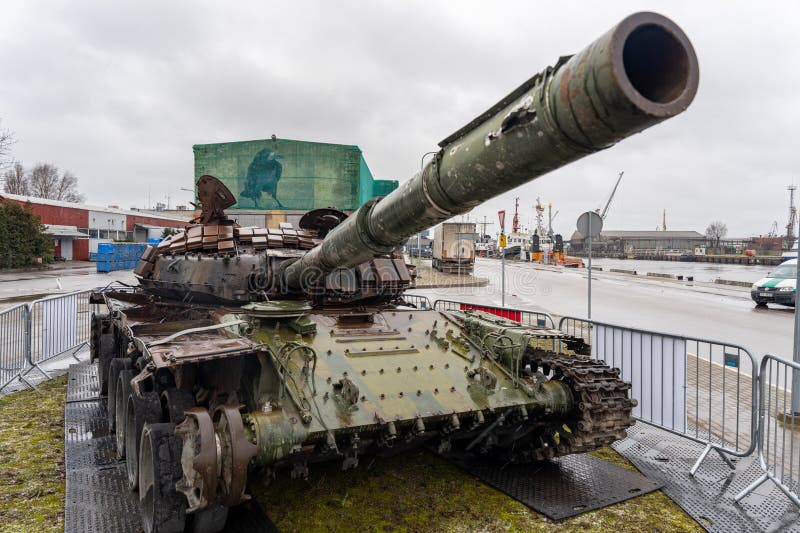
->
[193,137,398,227]
[0,193,188,260]
[570,230,706,254]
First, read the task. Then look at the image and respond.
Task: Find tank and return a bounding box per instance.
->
[89,12,698,533]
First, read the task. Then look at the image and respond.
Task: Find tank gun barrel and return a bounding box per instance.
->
[284,11,698,289]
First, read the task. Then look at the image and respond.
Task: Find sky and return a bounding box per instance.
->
[0,0,798,238]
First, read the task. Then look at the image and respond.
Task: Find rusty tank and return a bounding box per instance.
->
[89,12,698,533]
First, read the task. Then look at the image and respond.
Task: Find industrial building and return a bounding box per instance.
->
[0,193,188,260]
[570,230,707,255]
[193,137,398,227]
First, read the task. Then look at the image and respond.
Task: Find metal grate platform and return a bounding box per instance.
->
[614,423,800,533]
[437,448,662,520]
[64,362,279,533]
[66,362,101,402]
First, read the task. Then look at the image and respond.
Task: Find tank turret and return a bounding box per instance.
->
[136,12,696,307]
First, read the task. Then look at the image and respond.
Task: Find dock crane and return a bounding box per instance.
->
[768,221,779,237]
[548,203,560,238]
[598,171,624,220]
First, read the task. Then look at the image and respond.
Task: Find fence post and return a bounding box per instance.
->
[735,354,800,508]
[15,304,38,390]
[24,303,32,368]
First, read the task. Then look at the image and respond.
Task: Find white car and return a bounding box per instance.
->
[751,259,796,307]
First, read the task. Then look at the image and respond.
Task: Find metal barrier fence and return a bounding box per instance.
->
[0,304,31,392]
[0,291,97,393]
[432,299,556,329]
[28,291,95,373]
[400,293,432,310]
[557,315,758,475]
[736,354,800,507]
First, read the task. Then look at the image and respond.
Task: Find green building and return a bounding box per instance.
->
[193,138,397,227]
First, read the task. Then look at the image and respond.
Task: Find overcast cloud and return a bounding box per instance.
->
[1,0,798,237]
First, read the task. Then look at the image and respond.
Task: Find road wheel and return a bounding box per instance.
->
[161,388,196,425]
[115,370,133,459]
[107,358,132,431]
[125,389,162,490]
[91,313,117,395]
[89,312,106,361]
[139,423,187,533]
[98,334,117,396]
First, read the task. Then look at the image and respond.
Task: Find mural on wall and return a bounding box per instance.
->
[193,138,397,212]
[239,149,284,208]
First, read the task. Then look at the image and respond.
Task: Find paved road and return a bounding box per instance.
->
[0,263,136,309]
[412,258,794,364]
[590,257,774,284]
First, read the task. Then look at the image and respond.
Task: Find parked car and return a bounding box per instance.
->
[751,258,796,307]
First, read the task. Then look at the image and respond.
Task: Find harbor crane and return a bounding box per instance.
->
[548,203,559,237]
[598,171,624,220]
[768,221,779,237]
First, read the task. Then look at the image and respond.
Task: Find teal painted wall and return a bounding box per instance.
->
[193,138,397,211]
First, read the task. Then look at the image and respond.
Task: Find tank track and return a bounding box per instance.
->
[524,351,638,461]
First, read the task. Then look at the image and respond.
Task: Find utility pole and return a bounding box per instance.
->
[787,185,797,250]
[457,221,461,277]
[588,219,593,318]
[476,216,494,258]
[498,210,507,307]
[477,216,493,241]
[793,211,800,415]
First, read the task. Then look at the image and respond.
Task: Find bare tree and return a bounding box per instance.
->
[705,220,728,248]
[28,163,85,203]
[3,162,29,195]
[54,170,83,202]
[0,119,14,170]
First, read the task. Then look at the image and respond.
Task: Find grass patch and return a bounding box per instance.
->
[253,447,702,533]
[0,375,67,533]
[0,376,701,532]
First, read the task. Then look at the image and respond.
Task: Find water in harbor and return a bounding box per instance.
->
[590,257,776,283]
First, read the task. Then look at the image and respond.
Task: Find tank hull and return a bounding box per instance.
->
[95,293,634,481]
